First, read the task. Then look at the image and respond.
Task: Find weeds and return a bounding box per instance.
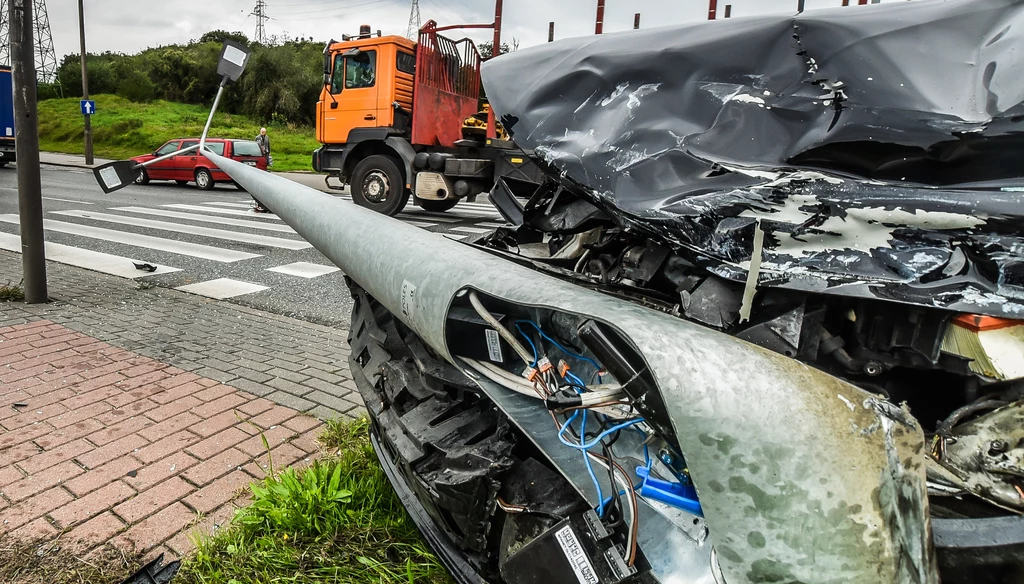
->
[0,536,145,584]
[178,418,452,584]
[0,280,25,302]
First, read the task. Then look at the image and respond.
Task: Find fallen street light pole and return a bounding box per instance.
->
[91,40,251,194]
[10,0,46,303]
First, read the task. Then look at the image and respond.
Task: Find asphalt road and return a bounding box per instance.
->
[0,164,506,328]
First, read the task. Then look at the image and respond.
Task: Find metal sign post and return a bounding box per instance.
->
[78,0,93,165]
[10,0,46,303]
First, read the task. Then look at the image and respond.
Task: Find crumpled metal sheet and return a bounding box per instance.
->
[481,0,1024,318]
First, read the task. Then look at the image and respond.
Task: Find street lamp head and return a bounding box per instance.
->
[92,160,142,194]
[216,40,251,84]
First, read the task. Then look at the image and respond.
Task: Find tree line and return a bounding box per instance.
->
[40,31,325,127]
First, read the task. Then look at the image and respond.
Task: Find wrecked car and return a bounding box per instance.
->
[209,1,1024,582]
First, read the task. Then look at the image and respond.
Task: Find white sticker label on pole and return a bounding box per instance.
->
[555,525,599,584]
[5,127,11,136]
[223,45,247,67]
[401,280,417,319]
[98,166,121,189]
[485,329,503,363]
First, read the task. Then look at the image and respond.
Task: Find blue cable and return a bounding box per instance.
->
[513,323,538,367]
[579,410,606,517]
[558,417,645,451]
[516,320,603,373]
[565,371,587,391]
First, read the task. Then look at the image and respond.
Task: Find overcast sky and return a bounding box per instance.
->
[48,0,882,59]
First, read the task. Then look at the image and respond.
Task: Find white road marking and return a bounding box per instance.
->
[478,222,507,228]
[0,232,180,278]
[201,202,254,209]
[266,262,340,278]
[451,226,492,235]
[50,210,310,250]
[176,278,269,299]
[43,197,94,205]
[0,215,259,263]
[161,204,282,221]
[442,233,469,241]
[111,207,296,233]
[400,220,440,228]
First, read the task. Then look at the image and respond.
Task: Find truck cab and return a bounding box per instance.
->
[313,22,545,216]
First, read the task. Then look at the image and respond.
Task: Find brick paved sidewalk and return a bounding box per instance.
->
[0,320,322,559]
[0,251,365,420]
[0,250,367,560]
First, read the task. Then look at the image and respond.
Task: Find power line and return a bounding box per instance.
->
[406,0,421,38]
[0,0,59,85]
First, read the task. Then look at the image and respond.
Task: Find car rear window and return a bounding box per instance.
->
[180,140,225,155]
[232,141,262,157]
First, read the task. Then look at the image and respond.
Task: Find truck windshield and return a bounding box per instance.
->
[330,50,376,93]
[232,141,262,157]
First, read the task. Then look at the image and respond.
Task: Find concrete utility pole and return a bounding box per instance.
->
[10,0,46,303]
[77,0,92,165]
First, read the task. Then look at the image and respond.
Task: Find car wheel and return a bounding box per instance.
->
[195,168,214,191]
[416,198,459,213]
[175,180,188,186]
[351,155,409,216]
[135,169,150,185]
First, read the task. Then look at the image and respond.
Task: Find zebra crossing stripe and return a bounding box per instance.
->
[110,207,297,233]
[161,204,282,220]
[50,210,311,251]
[0,215,259,263]
[201,202,255,209]
[175,278,269,299]
[0,231,180,278]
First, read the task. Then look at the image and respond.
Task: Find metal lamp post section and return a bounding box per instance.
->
[10,0,45,303]
[78,0,93,165]
[92,40,251,194]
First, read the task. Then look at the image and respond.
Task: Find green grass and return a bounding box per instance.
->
[37,95,320,172]
[0,280,24,302]
[178,418,453,584]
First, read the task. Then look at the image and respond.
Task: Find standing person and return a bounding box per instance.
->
[252,128,273,213]
[255,127,271,167]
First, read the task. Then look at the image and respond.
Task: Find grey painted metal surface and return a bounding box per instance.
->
[207,151,938,584]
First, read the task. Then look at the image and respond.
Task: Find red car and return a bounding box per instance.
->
[131,138,267,190]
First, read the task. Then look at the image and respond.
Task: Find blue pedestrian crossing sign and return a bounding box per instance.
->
[80,100,96,115]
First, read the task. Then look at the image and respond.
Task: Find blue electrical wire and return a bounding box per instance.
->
[578,410,606,517]
[516,320,603,374]
[565,371,587,391]
[513,323,539,367]
[559,417,645,451]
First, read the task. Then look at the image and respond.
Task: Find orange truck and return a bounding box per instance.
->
[312,21,547,215]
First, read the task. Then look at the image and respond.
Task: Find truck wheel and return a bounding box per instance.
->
[135,169,150,185]
[416,198,459,213]
[351,155,409,216]
[195,168,214,191]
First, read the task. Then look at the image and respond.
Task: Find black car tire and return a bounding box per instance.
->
[416,198,459,213]
[195,168,215,191]
[175,180,188,186]
[350,155,409,216]
[136,169,150,185]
